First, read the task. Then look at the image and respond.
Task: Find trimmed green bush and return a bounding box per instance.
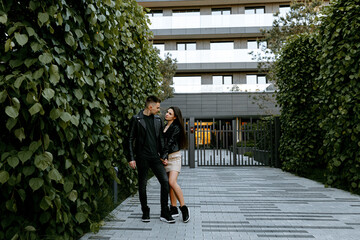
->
[0,0,161,239]
[274,33,325,174]
[317,0,360,193]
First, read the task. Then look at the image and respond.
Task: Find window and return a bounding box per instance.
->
[212,75,233,85]
[173,9,200,16]
[210,42,234,50]
[245,6,265,14]
[177,42,196,50]
[279,5,290,15]
[212,8,231,15]
[246,75,267,84]
[247,40,267,49]
[153,43,164,52]
[147,10,163,17]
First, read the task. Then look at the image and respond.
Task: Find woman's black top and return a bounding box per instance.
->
[163,122,181,159]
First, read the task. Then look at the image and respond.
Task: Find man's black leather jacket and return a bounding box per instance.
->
[128,110,167,162]
[163,123,181,157]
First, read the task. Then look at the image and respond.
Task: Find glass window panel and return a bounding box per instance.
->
[212,10,221,15]
[177,43,185,51]
[255,8,265,14]
[245,9,255,14]
[212,76,222,85]
[153,44,164,52]
[247,40,257,49]
[173,9,200,16]
[279,5,290,15]
[210,42,234,50]
[173,76,201,86]
[258,76,267,84]
[259,41,267,49]
[186,43,196,50]
[246,75,257,84]
[223,10,231,15]
[224,76,232,85]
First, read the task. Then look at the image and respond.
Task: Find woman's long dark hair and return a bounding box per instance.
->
[169,106,188,149]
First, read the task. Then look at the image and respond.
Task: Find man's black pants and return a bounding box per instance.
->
[137,157,169,212]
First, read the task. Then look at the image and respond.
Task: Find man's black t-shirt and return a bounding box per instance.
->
[139,114,158,159]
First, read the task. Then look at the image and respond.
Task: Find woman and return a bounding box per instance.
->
[161,106,190,223]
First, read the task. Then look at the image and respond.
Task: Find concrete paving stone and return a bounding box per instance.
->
[80,167,360,240]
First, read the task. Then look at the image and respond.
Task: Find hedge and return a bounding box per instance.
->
[317,0,360,193]
[274,33,325,174]
[0,0,161,239]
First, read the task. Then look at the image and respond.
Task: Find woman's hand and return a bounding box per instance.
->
[161,158,168,166]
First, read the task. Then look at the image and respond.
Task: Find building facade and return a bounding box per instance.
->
[137,0,285,122]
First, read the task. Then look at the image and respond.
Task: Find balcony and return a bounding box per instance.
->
[159,49,273,63]
[148,14,275,30]
[173,83,274,93]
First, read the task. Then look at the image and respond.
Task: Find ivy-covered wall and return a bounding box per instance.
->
[0,0,161,239]
[317,0,360,192]
[274,33,324,174]
[276,0,360,194]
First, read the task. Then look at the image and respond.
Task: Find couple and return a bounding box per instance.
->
[128,96,190,224]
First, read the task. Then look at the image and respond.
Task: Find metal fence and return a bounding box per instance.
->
[181,117,280,167]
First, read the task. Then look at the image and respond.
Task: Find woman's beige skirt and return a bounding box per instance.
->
[164,151,181,173]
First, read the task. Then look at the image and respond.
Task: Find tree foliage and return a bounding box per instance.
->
[158,53,177,101]
[0,0,161,239]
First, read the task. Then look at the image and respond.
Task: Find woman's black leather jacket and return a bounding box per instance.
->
[163,123,181,159]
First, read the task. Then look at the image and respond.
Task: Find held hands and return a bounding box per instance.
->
[160,158,168,166]
[129,160,136,169]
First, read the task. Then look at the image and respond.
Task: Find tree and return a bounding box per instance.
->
[247,0,324,115]
[158,53,177,101]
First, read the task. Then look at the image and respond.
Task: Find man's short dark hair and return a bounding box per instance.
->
[145,95,161,107]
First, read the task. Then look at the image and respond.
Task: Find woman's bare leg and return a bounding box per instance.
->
[168,171,185,206]
[167,172,178,206]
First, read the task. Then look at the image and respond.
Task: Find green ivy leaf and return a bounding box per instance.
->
[40,196,52,210]
[28,103,43,116]
[24,58,37,68]
[25,27,35,36]
[49,64,60,85]
[7,156,19,168]
[18,151,33,163]
[6,118,17,131]
[64,180,73,192]
[33,68,44,79]
[5,106,19,118]
[50,108,61,120]
[74,89,83,100]
[24,226,36,232]
[39,53,53,64]
[29,178,44,191]
[48,168,62,182]
[60,112,72,122]
[23,166,35,177]
[31,42,42,52]
[0,13,7,24]
[42,88,55,101]
[75,212,87,223]
[0,171,10,184]
[14,32,28,46]
[14,76,25,88]
[34,152,53,171]
[14,128,26,142]
[68,190,78,202]
[38,12,49,25]
[0,90,7,103]
[65,33,75,46]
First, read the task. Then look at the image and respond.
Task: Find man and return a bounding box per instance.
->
[128,96,175,223]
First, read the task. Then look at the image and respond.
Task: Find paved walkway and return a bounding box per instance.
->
[80,167,360,240]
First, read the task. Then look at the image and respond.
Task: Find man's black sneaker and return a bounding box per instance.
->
[169,205,179,217]
[180,205,190,223]
[142,206,150,222]
[160,210,175,223]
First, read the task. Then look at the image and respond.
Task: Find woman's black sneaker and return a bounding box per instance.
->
[169,205,179,217]
[180,205,190,223]
[141,206,150,222]
[160,209,176,223]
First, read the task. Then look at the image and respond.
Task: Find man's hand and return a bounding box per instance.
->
[129,160,136,169]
